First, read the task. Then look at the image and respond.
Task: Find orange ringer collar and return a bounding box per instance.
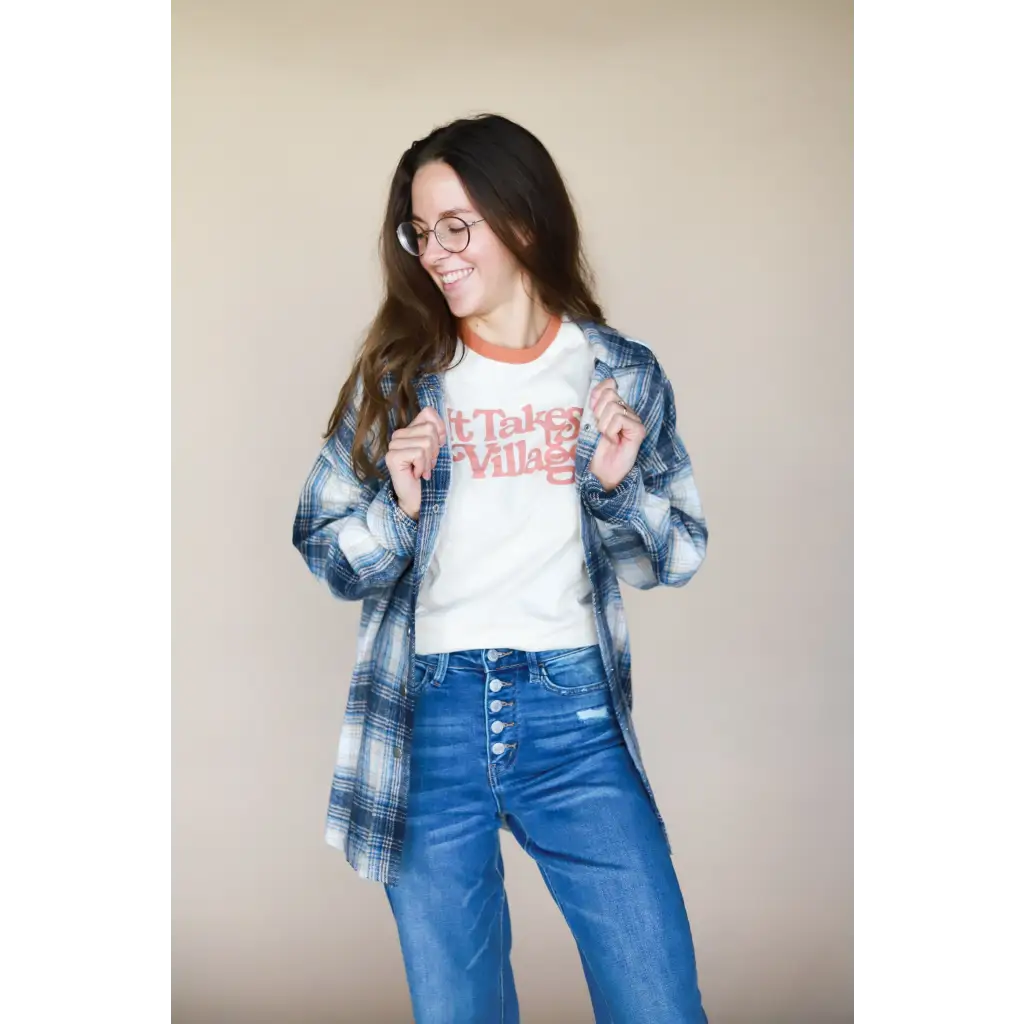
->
[459,313,562,364]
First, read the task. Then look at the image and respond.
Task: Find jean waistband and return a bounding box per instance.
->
[417,645,600,674]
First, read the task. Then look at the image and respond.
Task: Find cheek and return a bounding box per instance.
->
[471,238,519,286]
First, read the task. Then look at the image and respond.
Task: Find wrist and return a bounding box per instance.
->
[593,472,625,493]
[384,477,420,523]
[589,462,639,494]
[395,485,420,521]
[582,464,643,524]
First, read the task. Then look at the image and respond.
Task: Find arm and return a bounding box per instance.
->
[292,406,418,602]
[581,366,708,590]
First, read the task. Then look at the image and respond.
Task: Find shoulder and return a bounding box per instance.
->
[575,320,662,374]
[575,321,670,412]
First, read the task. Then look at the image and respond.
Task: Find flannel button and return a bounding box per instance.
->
[393,746,402,758]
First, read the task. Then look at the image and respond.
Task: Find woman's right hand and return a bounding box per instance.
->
[384,408,446,521]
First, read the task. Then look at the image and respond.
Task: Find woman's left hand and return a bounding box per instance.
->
[587,378,647,491]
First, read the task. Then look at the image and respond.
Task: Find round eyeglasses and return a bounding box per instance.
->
[396,215,484,257]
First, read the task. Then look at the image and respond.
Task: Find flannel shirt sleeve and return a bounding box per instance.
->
[580,364,708,590]
[292,398,417,601]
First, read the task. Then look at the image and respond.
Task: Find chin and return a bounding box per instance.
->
[444,292,482,319]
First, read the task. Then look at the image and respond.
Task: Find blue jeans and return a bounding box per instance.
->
[386,646,707,1023]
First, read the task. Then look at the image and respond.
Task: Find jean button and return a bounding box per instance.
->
[488,680,503,693]
[491,742,506,755]
[489,699,503,712]
[491,721,506,734]
[487,649,500,662]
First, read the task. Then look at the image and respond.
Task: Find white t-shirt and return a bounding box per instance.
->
[414,316,600,654]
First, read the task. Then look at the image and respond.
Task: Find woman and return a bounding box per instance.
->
[293,113,709,1023]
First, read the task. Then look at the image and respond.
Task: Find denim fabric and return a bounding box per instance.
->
[385,646,707,1024]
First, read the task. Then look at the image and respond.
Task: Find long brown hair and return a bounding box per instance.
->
[327,113,605,481]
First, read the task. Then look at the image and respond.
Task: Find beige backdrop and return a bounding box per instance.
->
[172,1,852,1021]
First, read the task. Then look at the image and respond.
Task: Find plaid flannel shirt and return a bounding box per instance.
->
[293,320,708,884]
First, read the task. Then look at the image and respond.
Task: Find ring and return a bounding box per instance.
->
[616,400,627,409]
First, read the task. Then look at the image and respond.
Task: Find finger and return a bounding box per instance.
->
[411,407,445,432]
[385,448,417,477]
[589,379,618,409]
[388,441,436,474]
[394,447,437,481]
[393,421,442,446]
[411,407,447,446]
[593,379,631,415]
[597,408,644,439]
[412,405,445,425]
[389,433,439,453]
[409,450,428,480]
[595,390,636,424]
[593,389,627,422]
[390,433,440,466]
[596,408,624,439]
[400,415,444,468]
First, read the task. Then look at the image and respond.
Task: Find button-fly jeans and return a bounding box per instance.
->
[385,646,707,1023]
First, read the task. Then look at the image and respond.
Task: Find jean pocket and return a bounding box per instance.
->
[410,653,442,695]
[537,645,608,696]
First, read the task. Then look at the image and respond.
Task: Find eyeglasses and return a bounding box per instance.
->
[396,215,484,257]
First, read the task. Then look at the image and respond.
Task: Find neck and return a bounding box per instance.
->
[463,288,552,350]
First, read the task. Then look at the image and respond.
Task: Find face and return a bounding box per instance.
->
[408,161,525,320]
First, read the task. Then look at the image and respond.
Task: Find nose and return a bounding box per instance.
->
[421,229,448,265]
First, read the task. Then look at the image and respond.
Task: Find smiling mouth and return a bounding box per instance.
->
[440,267,474,289]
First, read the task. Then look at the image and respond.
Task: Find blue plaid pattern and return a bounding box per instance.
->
[292,321,708,883]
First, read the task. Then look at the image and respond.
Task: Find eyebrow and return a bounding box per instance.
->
[410,207,474,225]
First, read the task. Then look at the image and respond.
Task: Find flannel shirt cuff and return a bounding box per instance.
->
[581,464,644,525]
[373,480,418,558]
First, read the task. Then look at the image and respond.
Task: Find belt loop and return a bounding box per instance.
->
[526,650,542,680]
